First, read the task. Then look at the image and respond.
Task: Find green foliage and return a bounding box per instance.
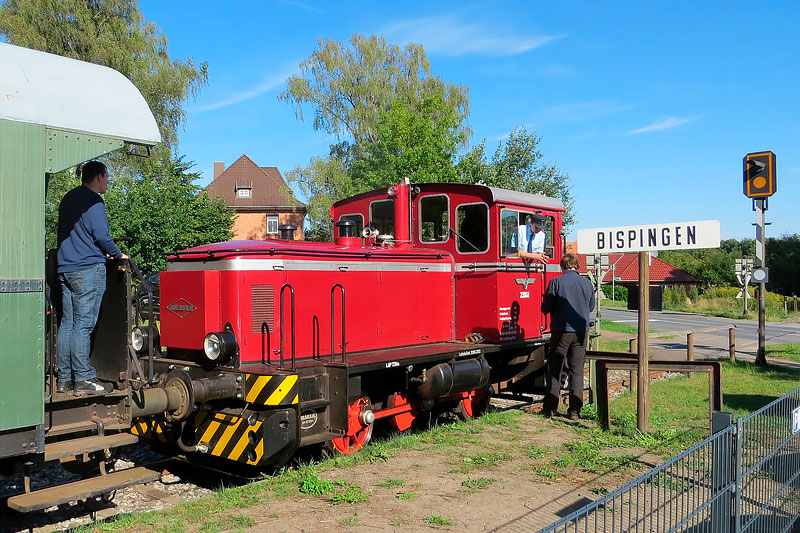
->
[338,516,359,526]
[602,284,628,302]
[330,483,369,505]
[354,88,465,187]
[457,128,575,227]
[663,286,689,308]
[396,491,418,500]
[766,234,800,296]
[281,35,573,238]
[0,0,207,154]
[298,473,335,496]
[524,444,549,459]
[764,344,800,363]
[378,478,406,488]
[451,451,512,473]
[104,157,233,274]
[460,477,497,493]
[423,514,455,526]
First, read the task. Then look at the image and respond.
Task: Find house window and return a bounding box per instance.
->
[419,195,449,243]
[237,188,252,198]
[456,203,489,254]
[267,215,279,234]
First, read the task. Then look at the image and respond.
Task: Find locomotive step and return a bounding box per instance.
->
[7,466,160,513]
[45,433,139,462]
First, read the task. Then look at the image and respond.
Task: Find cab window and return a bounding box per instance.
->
[419,195,449,243]
[369,199,394,236]
[500,210,556,258]
[338,213,364,236]
[456,203,488,253]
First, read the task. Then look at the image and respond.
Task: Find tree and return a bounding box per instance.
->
[0,0,207,152]
[104,158,233,275]
[456,127,575,227]
[354,88,466,189]
[659,238,757,287]
[766,234,800,296]
[279,34,471,238]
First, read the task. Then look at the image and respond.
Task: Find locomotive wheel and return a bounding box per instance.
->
[330,397,373,454]
[387,392,420,432]
[454,387,491,421]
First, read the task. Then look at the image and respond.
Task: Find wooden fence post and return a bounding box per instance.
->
[729,326,736,362]
[687,332,694,362]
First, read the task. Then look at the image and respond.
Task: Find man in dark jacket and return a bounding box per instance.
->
[56,161,127,396]
[541,253,595,419]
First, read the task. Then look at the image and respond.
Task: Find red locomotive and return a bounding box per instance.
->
[132,180,565,465]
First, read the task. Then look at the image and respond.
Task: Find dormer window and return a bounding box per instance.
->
[236,187,252,198]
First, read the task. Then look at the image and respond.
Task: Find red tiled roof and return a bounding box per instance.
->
[206,155,305,210]
[576,253,702,284]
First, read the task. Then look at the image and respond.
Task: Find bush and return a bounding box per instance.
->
[601,284,627,302]
[663,287,689,310]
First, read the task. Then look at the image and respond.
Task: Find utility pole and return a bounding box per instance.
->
[637,251,650,433]
[754,199,767,366]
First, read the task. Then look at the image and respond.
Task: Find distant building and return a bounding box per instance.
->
[207,155,306,241]
[565,242,702,290]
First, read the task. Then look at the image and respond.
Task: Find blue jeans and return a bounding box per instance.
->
[57,263,106,382]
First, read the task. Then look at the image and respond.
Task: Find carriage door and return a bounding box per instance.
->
[498,209,556,340]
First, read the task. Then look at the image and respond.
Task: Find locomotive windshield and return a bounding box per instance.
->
[369,199,394,235]
[456,202,489,253]
[419,195,449,243]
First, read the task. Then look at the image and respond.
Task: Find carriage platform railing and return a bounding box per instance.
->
[537,385,800,533]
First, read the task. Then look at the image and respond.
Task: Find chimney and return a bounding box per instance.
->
[213,161,225,180]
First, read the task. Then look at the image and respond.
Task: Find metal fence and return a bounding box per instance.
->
[538,386,800,533]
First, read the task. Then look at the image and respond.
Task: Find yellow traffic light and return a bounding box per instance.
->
[743,151,776,198]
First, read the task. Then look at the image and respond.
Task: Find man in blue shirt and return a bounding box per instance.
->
[541,253,594,419]
[56,161,127,396]
[516,214,549,263]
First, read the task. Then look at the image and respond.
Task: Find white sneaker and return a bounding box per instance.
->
[74,378,112,396]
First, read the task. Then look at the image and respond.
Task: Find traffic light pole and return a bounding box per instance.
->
[755,199,767,366]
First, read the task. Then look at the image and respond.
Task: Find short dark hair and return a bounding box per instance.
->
[81,161,107,184]
[560,253,579,271]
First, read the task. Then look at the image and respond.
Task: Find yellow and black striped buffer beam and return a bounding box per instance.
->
[244,373,299,406]
[131,417,172,443]
[194,410,265,465]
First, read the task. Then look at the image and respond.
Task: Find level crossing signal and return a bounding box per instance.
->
[743,151,777,198]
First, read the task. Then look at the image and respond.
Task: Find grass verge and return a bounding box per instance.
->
[765,343,800,363]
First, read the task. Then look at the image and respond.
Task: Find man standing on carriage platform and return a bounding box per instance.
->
[56,160,127,396]
[541,253,594,420]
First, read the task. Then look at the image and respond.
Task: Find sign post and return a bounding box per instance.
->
[637,251,650,432]
[578,219,720,433]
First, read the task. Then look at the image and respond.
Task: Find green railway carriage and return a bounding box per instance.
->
[0,42,164,510]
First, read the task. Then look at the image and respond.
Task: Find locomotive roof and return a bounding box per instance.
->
[168,239,454,263]
[332,183,564,211]
[0,43,161,145]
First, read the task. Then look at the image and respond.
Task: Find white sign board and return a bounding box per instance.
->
[577,220,720,254]
[793,406,800,434]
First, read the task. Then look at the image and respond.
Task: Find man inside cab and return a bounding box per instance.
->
[516,213,549,264]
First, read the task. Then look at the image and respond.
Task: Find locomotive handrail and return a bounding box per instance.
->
[261,322,271,365]
[457,262,544,272]
[168,247,446,261]
[127,257,155,384]
[330,284,347,364]
[279,284,296,371]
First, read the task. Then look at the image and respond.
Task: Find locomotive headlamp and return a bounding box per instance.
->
[203,330,237,365]
[131,325,159,353]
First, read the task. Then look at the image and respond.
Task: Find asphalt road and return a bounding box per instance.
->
[598,307,800,347]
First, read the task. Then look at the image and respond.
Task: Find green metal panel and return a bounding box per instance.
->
[0,120,46,431]
[46,129,123,174]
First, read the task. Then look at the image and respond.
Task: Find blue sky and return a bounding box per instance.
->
[139,0,799,241]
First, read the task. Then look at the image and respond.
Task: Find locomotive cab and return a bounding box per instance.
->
[331,182,565,344]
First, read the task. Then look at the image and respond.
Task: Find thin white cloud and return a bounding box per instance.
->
[193,66,297,112]
[275,0,324,13]
[627,116,699,135]
[529,100,634,128]
[382,14,565,57]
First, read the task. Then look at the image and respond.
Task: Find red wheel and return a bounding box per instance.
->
[454,388,491,421]
[330,398,373,454]
[387,392,420,432]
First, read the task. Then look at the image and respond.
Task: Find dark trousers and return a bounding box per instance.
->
[543,331,587,414]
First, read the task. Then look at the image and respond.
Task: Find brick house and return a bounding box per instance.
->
[207,155,306,241]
